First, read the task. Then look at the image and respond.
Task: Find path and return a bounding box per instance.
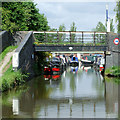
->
[0,50,15,77]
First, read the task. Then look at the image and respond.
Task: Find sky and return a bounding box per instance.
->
[33,1,117,32]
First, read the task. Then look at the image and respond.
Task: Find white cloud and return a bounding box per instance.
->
[33,0,117,2]
[34,1,117,32]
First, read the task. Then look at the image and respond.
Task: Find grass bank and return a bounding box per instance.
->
[0,46,17,63]
[34,41,105,46]
[105,76,120,84]
[105,66,120,77]
[0,65,28,92]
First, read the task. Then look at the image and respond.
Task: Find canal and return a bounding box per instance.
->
[2,64,118,118]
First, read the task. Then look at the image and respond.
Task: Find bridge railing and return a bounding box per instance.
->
[33,31,108,46]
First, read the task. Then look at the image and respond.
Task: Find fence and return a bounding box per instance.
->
[33,31,108,46]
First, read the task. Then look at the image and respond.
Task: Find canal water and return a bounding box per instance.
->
[2,64,118,118]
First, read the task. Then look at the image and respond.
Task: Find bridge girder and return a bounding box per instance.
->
[35,45,108,52]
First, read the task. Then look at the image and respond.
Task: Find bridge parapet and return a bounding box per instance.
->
[12,31,34,76]
[33,31,108,46]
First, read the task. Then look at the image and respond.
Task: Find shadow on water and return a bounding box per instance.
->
[2,64,119,118]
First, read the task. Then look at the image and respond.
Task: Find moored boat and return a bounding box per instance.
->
[70,56,79,66]
[81,56,94,65]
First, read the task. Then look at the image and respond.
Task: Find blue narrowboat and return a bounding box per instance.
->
[70,56,79,66]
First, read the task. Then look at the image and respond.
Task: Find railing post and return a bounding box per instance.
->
[106,32,109,48]
[70,31,72,44]
[44,31,46,43]
[82,32,84,45]
[94,32,96,45]
[57,31,59,43]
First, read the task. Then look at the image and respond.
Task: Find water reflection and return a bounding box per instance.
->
[2,65,119,118]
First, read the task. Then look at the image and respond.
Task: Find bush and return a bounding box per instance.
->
[105,66,120,77]
[0,65,28,92]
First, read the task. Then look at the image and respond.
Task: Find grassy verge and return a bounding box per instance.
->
[34,41,105,46]
[105,76,120,84]
[105,66,120,77]
[0,46,18,63]
[0,65,28,92]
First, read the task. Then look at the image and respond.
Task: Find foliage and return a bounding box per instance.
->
[93,22,107,32]
[34,41,106,46]
[2,2,49,33]
[105,76,120,84]
[115,1,120,33]
[59,24,66,31]
[0,46,17,63]
[110,19,115,32]
[105,66,120,77]
[0,65,28,92]
[70,22,77,42]
[59,24,66,42]
[92,22,107,44]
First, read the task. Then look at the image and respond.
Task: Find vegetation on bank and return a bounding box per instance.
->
[34,41,106,46]
[0,65,28,92]
[0,46,17,63]
[105,76,120,84]
[105,66,120,77]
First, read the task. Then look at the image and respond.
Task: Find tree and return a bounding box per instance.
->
[93,22,107,32]
[115,1,120,33]
[110,19,115,33]
[59,24,66,31]
[70,22,77,42]
[59,24,66,42]
[2,2,49,34]
[92,22,107,44]
[93,21,115,44]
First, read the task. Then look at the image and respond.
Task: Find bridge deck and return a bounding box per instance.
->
[35,44,108,51]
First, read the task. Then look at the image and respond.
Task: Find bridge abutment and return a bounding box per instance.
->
[105,33,120,69]
[12,31,35,77]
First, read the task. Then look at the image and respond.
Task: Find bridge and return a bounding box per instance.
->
[33,31,108,51]
[1,31,119,76]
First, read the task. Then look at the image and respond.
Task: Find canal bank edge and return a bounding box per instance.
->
[0,31,33,92]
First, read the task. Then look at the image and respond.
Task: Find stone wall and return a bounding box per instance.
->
[106,32,120,69]
[13,31,35,77]
[13,31,28,45]
[0,31,14,54]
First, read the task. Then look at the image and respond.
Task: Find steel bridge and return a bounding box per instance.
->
[33,31,108,52]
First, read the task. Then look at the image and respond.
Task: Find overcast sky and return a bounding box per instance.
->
[33,1,117,32]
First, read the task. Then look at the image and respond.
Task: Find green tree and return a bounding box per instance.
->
[2,2,49,34]
[93,22,107,32]
[70,22,77,42]
[115,1,120,33]
[59,24,66,42]
[110,19,115,33]
[59,24,66,31]
[93,21,114,44]
[92,22,106,44]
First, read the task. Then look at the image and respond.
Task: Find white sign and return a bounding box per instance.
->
[12,98,19,115]
[12,52,19,68]
[113,38,120,45]
[69,47,73,50]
